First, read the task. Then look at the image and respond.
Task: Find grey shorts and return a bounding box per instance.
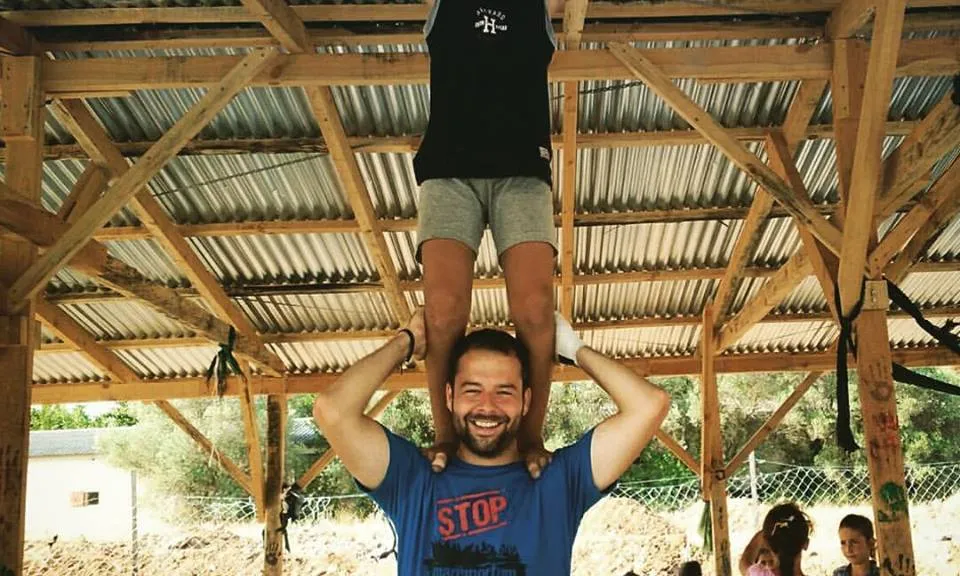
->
[416,177,557,262]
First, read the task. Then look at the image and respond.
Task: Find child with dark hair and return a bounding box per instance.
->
[677,560,703,576]
[833,514,879,576]
[739,503,812,576]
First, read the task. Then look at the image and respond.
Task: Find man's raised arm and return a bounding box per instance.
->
[312,310,426,490]
[554,313,671,491]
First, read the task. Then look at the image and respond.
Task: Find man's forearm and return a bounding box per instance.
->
[316,334,408,420]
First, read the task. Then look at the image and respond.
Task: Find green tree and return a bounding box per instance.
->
[31,402,139,430]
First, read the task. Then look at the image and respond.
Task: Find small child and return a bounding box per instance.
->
[833,514,879,576]
[677,561,703,576]
[739,502,811,576]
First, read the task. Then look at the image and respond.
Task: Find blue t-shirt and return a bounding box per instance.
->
[361,426,609,576]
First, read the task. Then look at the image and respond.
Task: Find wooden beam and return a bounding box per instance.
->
[826,0,877,39]
[855,281,916,571]
[34,298,140,383]
[836,0,906,315]
[5,121,921,163]
[57,164,108,224]
[298,390,399,490]
[306,86,409,323]
[29,345,960,404]
[7,1,960,27]
[886,188,960,284]
[870,156,960,277]
[700,303,732,576]
[654,429,699,477]
[8,49,281,310]
[154,399,255,496]
[263,394,287,574]
[49,98,286,377]
[0,54,43,576]
[0,16,34,55]
[877,93,960,217]
[240,380,266,520]
[608,42,843,255]
[240,0,309,53]
[31,39,960,97]
[781,80,831,157]
[560,83,578,319]
[725,371,822,476]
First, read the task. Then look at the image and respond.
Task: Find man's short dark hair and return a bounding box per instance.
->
[447,329,531,390]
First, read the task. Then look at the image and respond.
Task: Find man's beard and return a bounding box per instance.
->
[452,411,521,459]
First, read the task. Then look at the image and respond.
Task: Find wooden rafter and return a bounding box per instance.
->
[48,98,286,377]
[826,0,877,39]
[869,157,960,277]
[1,120,922,163]
[306,86,410,322]
[57,164,108,224]
[5,1,959,27]
[836,0,907,315]
[298,390,399,490]
[608,42,843,255]
[724,371,822,476]
[0,16,34,55]
[29,345,960,405]
[240,0,309,53]
[8,49,280,310]
[154,399,255,495]
[25,39,958,97]
[886,188,960,284]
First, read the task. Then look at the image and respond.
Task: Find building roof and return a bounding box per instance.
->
[28,427,112,458]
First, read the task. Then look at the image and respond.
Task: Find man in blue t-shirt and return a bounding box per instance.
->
[313,309,671,575]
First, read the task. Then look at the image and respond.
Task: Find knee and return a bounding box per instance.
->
[511,289,555,337]
[425,291,471,339]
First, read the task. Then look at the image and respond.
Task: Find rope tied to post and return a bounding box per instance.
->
[206,326,246,397]
[834,281,865,453]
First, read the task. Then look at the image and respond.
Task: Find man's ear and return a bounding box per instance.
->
[522,387,531,416]
[445,382,454,413]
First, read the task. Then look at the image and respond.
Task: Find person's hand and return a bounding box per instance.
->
[404,308,427,361]
[420,440,457,473]
[554,311,585,366]
[521,438,553,479]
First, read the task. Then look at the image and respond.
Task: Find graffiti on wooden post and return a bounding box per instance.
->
[877,482,909,523]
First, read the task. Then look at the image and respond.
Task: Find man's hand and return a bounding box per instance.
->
[420,440,457,473]
[522,439,553,480]
[405,308,427,361]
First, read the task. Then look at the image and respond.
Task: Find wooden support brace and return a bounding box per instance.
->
[0,16,35,55]
[725,372,822,476]
[607,42,843,255]
[154,399,255,496]
[240,380,267,520]
[241,0,309,53]
[298,390,399,490]
[7,48,281,309]
[57,163,108,224]
[826,0,877,39]
[654,429,699,477]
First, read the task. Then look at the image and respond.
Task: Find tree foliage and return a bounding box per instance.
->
[31,403,138,430]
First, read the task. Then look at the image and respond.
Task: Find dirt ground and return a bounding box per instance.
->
[23,495,960,575]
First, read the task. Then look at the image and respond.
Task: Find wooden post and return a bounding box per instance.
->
[855,281,915,574]
[0,55,44,576]
[263,395,287,575]
[701,304,732,576]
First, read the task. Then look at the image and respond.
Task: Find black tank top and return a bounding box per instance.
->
[413,0,556,186]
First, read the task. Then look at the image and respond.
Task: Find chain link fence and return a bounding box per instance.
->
[22,462,960,575]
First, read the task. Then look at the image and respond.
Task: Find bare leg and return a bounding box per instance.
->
[501,241,556,459]
[421,238,475,449]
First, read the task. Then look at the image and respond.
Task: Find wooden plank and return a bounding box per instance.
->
[700,304,732,576]
[855,281,915,572]
[57,164,108,224]
[7,1,960,27]
[0,16,34,55]
[608,42,843,255]
[0,54,43,576]
[263,394,287,574]
[725,371,822,476]
[31,39,960,97]
[298,390,399,490]
[836,0,906,315]
[886,188,960,284]
[8,49,280,310]
[34,298,140,383]
[654,429,699,477]
[0,56,42,140]
[780,80,829,153]
[306,86,409,322]
[827,0,877,39]
[560,82,578,319]
[154,399,255,496]
[240,0,309,53]
[6,121,920,163]
[240,380,266,520]
[877,93,960,217]
[870,157,960,276]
